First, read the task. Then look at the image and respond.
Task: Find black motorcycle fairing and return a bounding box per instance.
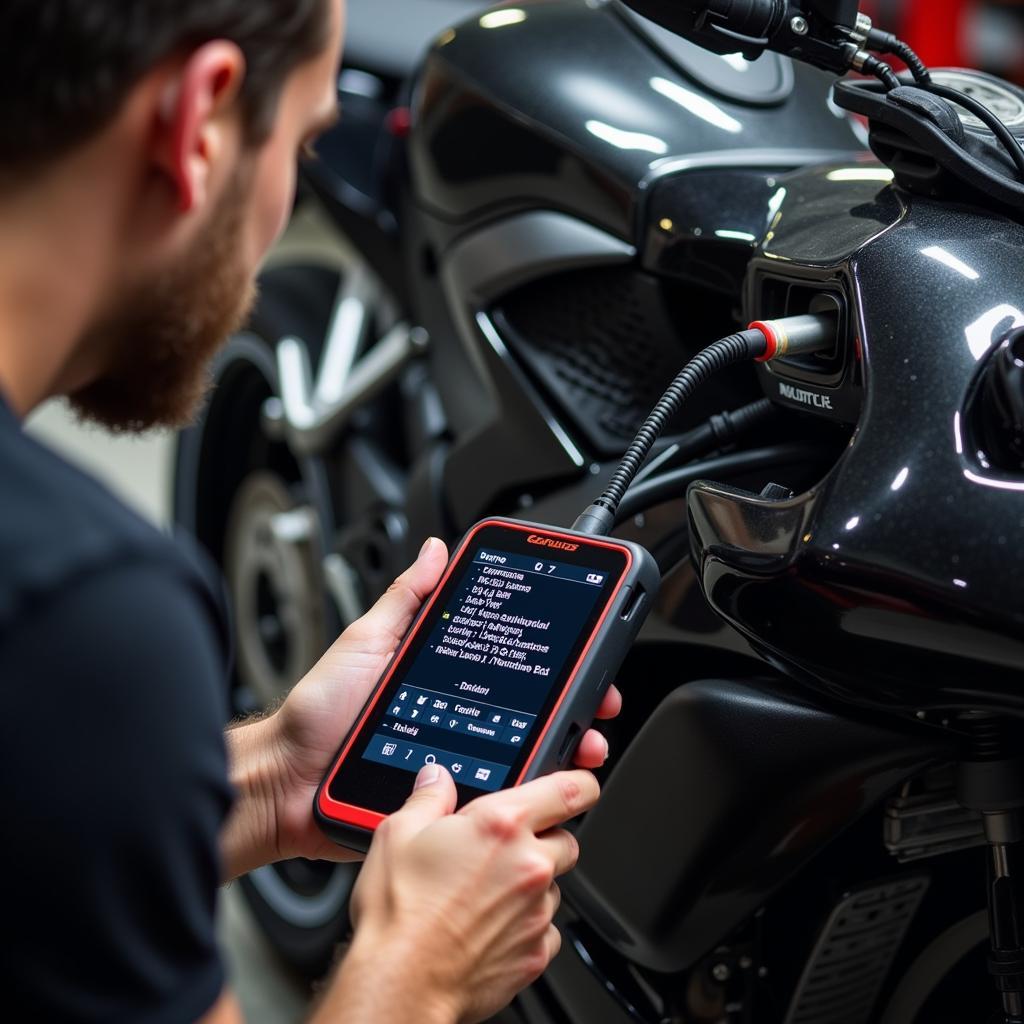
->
[408,0,862,243]
[401,0,866,535]
[563,677,952,973]
[619,3,795,107]
[689,165,1024,716]
[642,167,780,295]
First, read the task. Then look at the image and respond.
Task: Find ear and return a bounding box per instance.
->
[155,42,247,214]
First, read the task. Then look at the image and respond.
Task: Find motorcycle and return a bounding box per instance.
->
[174,0,1024,1020]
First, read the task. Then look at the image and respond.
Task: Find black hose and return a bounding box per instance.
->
[889,38,931,85]
[614,442,830,525]
[867,29,931,85]
[634,397,778,484]
[726,396,776,434]
[860,54,901,92]
[865,29,1024,181]
[925,82,1024,181]
[593,329,766,516]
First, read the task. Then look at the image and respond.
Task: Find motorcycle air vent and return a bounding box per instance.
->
[783,876,929,1024]
[494,266,758,456]
[969,326,1024,476]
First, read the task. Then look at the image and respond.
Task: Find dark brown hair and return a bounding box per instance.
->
[0,0,331,174]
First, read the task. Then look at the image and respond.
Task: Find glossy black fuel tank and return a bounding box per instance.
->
[408,0,862,243]
[689,164,1024,716]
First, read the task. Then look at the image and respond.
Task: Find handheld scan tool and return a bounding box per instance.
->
[315,518,658,850]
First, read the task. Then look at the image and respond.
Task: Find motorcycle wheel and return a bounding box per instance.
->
[880,909,993,1023]
[174,212,382,975]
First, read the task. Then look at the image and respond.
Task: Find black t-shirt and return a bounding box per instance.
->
[0,395,234,1022]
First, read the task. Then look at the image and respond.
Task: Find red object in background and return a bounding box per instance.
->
[385,107,412,138]
[860,0,1024,85]
[902,0,974,68]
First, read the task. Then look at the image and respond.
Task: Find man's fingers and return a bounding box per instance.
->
[547,881,562,917]
[537,829,579,877]
[472,770,599,835]
[387,764,457,837]
[571,729,609,769]
[344,537,449,651]
[594,684,622,720]
[545,923,562,962]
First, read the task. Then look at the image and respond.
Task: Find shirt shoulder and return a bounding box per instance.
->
[0,408,227,645]
[0,558,233,1022]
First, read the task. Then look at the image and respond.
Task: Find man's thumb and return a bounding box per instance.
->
[392,764,457,833]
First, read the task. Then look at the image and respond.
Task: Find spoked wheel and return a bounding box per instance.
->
[224,471,324,712]
[223,466,357,971]
[174,208,393,974]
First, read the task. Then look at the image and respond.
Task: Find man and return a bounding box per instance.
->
[0,2,622,1021]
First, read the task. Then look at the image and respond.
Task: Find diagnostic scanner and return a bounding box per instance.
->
[315,518,659,851]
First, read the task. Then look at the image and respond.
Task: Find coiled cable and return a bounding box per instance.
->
[594,329,766,514]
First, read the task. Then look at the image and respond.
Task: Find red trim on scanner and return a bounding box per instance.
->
[317,519,633,830]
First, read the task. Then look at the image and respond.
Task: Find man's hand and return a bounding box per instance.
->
[312,766,599,1024]
[221,538,621,876]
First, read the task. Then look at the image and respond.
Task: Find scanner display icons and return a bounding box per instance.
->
[363,683,537,791]
[382,684,536,746]
[359,542,611,794]
[364,733,509,789]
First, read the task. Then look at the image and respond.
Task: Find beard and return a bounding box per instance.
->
[68,167,258,433]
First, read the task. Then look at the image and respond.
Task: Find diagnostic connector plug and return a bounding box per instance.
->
[750,313,839,363]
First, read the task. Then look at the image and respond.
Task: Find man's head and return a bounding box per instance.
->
[0,0,344,430]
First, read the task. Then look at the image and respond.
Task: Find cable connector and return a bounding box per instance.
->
[865,28,931,85]
[749,313,838,363]
[573,315,838,535]
[850,49,902,91]
[572,502,617,536]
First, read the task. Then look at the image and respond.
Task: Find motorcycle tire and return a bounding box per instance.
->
[174,231,372,976]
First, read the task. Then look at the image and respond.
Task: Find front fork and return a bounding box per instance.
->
[957,714,1024,1023]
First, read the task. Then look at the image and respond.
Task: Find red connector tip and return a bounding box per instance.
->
[749,320,780,362]
[747,313,839,363]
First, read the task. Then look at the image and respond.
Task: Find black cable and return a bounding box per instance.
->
[926,82,1024,181]
[633,397,778,484]
[866,29,931,84]
[571,316,837,535]
[725,395,775,432]
[865,29,1024,181]
[614,442,829,524]
[588,329,766,519]
[889,39,931,84]
[859,53,901,91]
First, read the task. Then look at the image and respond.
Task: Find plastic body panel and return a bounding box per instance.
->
[408,0,862,241]
[400,0,863,539]
[314,517,660,852]
[688,161,1024,715]
[564,678,953,973]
